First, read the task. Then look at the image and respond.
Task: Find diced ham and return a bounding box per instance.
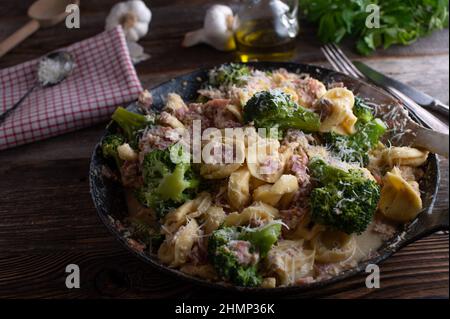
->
[203,99,242,129]
[188,235,209,265]
[227,240,260,266]
[312,97,333,120]
[127,238,146,252]
[198,88,225,100]
[120,160,143,188]
[295,77,327,107]
[139,125,184,161]
[260,156,282,175]
[176,99,242,130]
[279,207,307,232]
[177,103,212,130]
[287,149,310,186]
[137,90,153,110]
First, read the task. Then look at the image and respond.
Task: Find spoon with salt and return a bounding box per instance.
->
[0,51,75,125]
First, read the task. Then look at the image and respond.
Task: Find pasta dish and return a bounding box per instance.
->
[100,64,430,288]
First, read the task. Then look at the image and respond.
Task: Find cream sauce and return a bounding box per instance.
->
[353,223,384,262]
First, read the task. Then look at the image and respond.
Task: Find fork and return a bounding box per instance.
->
[321,43,449,157]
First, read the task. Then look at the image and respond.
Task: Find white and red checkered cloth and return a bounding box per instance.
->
[0,26,143,151]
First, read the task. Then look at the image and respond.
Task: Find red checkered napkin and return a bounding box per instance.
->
[0,26,143,151]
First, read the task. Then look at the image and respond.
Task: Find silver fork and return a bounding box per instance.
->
[321,43,449,157]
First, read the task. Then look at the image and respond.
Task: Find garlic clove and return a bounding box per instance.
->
[182,30,206,48]
[105,0,152,42]
[127,41,151,64]
[182,4,236,51]
[128,0,152,22]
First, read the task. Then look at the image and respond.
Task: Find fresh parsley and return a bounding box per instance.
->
[301,0,449,55]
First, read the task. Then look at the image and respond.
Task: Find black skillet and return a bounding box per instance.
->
[89,62,447,294]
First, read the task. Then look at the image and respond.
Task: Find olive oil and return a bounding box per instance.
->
[235,18,297,62]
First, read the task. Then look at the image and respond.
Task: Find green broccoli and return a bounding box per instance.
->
[111,107,154,147]
[137,146,199,218]
[209,63,251,87]
[208,224,282,287]
[208,227,261,287]
[353,97,374,124]
[309,158,381,234]
[324,98,386,165]
[213,245,262,287]
[243,90,321,133]
[240,222,282,258]
[101,134,125,168]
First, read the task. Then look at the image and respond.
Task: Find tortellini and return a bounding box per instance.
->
[381,147,429,168]
[266,240,315,286]
[164,93,188,113]
[379,167,423,222]
[202,205,226,234]
[200,137,246,179]
[253,175,299,207]
[162,193,211,235]
[180,264,218,280]
[318,88,357,136]
[158,219,199,267]
[117,143,138,161]
[285,213,325,241]
[158,111,185,129]
[261,277,277,288]
[228,167,251,210]
[246,138,290,183]
[224,201,279,227]
[314,230,356,263]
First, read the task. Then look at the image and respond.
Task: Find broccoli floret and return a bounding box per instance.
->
[137,146,199,218]
[324,98,386,166]
[208,227,262,287]
[208,227,241,252]
[213,246,262,287]
[208,224,282,286]
[111,107,154,147]
[240,222,282,258]
[309,158,381,234]
[243,90,321,133]
[353,97,374,124]
[324,118,386,165]
[101,134,125,168]
[209,63,251,87]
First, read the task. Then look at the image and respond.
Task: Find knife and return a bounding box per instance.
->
[353,61,449,117]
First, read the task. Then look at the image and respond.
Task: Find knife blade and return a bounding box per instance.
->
[353,61,449,116]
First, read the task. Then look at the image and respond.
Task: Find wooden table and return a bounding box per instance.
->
[0,0,448,299]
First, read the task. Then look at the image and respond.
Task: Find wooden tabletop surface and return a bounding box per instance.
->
[0,0,448,299]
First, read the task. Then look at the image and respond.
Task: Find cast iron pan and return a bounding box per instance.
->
[89,62,448,294]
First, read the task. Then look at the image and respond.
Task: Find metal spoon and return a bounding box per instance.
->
[0,51,75,125]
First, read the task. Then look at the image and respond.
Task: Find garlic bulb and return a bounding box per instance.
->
[182,4,236,51]
[127,41,150,64]
[105,0,152,42]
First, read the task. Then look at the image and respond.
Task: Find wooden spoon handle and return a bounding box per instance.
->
[0,20,40,58]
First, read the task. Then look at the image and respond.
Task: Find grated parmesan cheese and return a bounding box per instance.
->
[38,57,72,86]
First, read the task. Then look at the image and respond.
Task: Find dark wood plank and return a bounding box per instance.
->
[0,0,448,69]
[0,0,448,299]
